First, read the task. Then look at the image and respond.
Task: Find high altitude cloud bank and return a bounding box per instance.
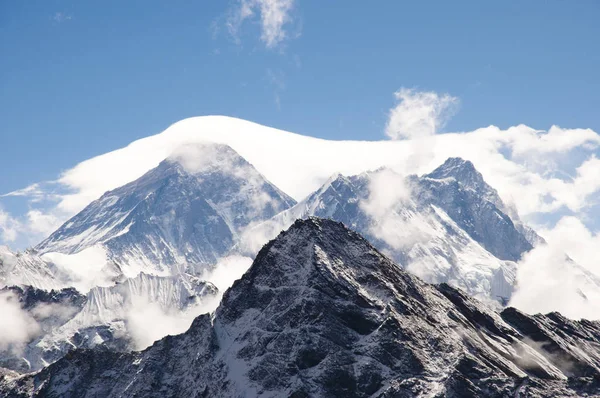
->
[2,113,600,251]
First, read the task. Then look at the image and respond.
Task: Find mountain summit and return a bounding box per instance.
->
[36,143,296,276]
[3,218,600,397]
[241,158,534,305]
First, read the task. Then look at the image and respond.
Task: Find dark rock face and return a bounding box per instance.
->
[2,285,86,314]
[3,218,599,397]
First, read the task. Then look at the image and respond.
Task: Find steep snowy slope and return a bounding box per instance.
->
[241,158,529,305]
[36,143,296,276]
[421,157,533,261]
[3,218,599,397]
[0,247,64,291]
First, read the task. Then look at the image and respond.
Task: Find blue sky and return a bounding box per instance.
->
[2,0,599,195]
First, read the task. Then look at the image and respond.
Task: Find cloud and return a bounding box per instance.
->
[266,68,286,109]
[2,114,599,251]
[1,106,599,326]
[123,254,252,349]
[227,0,296,49]
[126,255,251,350]
[26,210,62,237]
[200,255,253,292]
[535,216,600,279]
[2,183,43,199]
[0,291,40,351]
[507,126,600,158]
[0,209,23,243]
[0,205,64,248]
[385,88,460,140]
[359,169,417,250]
[510,215,600,320]
[125,293,220,350]
[52,12,72,23]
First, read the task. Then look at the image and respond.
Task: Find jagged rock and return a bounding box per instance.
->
[3,218,599,397]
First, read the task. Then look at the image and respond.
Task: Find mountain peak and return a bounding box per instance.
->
[425,157,480,183]
[166,142,248,176]
[6,217,600,397]
[424,156,502,204]
[35,143,296,275]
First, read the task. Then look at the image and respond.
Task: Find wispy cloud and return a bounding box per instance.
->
[227,0,297,49]
[266,68,286,109]
[0,291,40,351]
[52,12,72,23]
[386,88,460,140]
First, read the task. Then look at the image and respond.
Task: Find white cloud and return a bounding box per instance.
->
[535,216,600,279]
[2,183,43,198]
[359,169,420,250]
[200,255,253,292]
[506,125,600,158]
[0,103,599,325]
[0,291,40,351]
[386,88,459,140]
[509,216,600,320]
[2,115,599,253]
[227,0,296,49]
[124,255,251,350]
[0,209,22,243]
[125,293,220,350]
[26,210,62,237]
[0,206,64,248]
[509,233,600,319]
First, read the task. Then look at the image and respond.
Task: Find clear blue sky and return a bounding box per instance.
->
[1,0,599,195]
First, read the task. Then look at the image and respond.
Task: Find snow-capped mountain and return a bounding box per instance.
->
[419,157,533,261]
[241,158,532,305]
[0,273,218,373]
[0,247,64,291]
[36,143,296,277]
[3,218,599,397]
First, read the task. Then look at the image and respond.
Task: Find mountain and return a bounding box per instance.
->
[36,143,296,276]
[0,273,218,373]
[2,218,599,397]
[0,247,64,291]
[420,157,533,261]
[241,158,532,305]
